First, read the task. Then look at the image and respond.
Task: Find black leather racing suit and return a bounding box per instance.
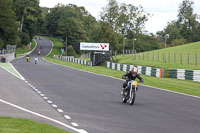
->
[122,71,144,89]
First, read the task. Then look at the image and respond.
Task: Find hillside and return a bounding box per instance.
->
[116,42,200,70]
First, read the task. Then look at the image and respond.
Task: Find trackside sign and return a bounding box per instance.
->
[80,42,109,51]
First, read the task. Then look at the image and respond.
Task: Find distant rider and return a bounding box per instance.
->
[121,67,144,95]
[34,57,38,64]
[26,55,30,62]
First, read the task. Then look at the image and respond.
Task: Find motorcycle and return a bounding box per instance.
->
[122,80,138,105]
[26,56,30,62]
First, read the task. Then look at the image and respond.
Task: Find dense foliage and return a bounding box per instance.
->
[0,0,42,49]
[0,0,199,54]
[156,0,200,47]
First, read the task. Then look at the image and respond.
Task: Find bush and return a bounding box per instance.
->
[171,39,187,47]
[67,45,77,57]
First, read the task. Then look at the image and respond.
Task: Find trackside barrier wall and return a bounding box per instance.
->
[106,61,163,78]
[169,69,200,82]
[53,55,92,66]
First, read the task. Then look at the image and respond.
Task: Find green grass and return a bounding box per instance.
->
[0,117,71,133]
[0,63,23,79]
[115,42,200,70]
[42,36,200,97]
[16,40,36,57]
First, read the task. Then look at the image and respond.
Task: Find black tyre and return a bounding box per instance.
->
[122,97,127,103]
[129,90,136,105]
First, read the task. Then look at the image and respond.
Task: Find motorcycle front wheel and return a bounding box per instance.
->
[129,90,136,105]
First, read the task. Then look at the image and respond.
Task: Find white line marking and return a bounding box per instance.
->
[47,100,52,103]
[141,84,200,99]
[25,81,28,83]
[64,115,71,120]
[37,91,41,94]
[0,64,25,81]
[52,104,57,108]
[34,89,38,91]
[0,99,87,133]
[44,39,54,57]
[9,63,25,80]
[28,84,31,86]
[71,122,79,127]
[43,58,200,100]
[40,94,45,97]
[57,109,63,113]
[43,97,48,100]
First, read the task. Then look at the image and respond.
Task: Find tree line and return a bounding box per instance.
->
[0,0,42,49]
[0,0,199,55]
[157,0,200,47]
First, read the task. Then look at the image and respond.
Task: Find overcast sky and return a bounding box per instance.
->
[39,0,200,34]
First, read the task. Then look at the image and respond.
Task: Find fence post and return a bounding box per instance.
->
[143,53,144,60]
[158,52,159,62]
[139,53,140,60]
[163,52,165,62]
[196,53,197,66]
[168,52,170,63]
[148,52,149,61]
[174,53,176,64]
[135,50,136,60]
[153,52,154,62]
[188,53,189,65]
[180,53,182,64]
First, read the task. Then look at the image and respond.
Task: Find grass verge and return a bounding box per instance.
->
[0,63,23,80]
[15,39,36,58]
[115,42,200,70]
[0,117,71,133]
[42,36,200,97]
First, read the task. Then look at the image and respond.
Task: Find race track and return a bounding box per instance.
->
[11,37,200,133]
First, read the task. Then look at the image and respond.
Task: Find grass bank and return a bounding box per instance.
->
[15,39,36,57]
[42,36,200,97]
[0,117,70,133]
[116,41,200,70]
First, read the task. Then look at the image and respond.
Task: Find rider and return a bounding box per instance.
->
[38,50,40,55]
[121,67,144,94]
[26,54,30,62]
[34,57,38,64]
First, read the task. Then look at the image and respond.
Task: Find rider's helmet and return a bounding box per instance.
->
[131,67,138,76]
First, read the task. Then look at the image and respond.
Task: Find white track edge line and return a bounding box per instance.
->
[9,63,25,80]
[0,65,24,81]
[0,99,88,133]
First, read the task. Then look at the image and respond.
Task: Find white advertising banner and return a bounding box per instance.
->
[80,42,109,51]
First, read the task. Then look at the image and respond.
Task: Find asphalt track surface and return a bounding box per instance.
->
[11,38,200,133]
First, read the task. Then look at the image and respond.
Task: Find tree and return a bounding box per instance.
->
[0,0,19,47]
[13,0,42,45]
[100,0,149,51]
[177,0,199,42]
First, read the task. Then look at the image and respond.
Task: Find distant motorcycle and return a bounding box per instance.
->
[122,80,138,105]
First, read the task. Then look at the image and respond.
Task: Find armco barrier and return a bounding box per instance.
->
[169,69,200,82]
[53,55,92,66]
[106,61,163,78]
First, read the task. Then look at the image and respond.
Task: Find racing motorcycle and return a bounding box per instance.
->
[122,80,138,105]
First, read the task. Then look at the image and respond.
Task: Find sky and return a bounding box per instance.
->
[39,0,200,34]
